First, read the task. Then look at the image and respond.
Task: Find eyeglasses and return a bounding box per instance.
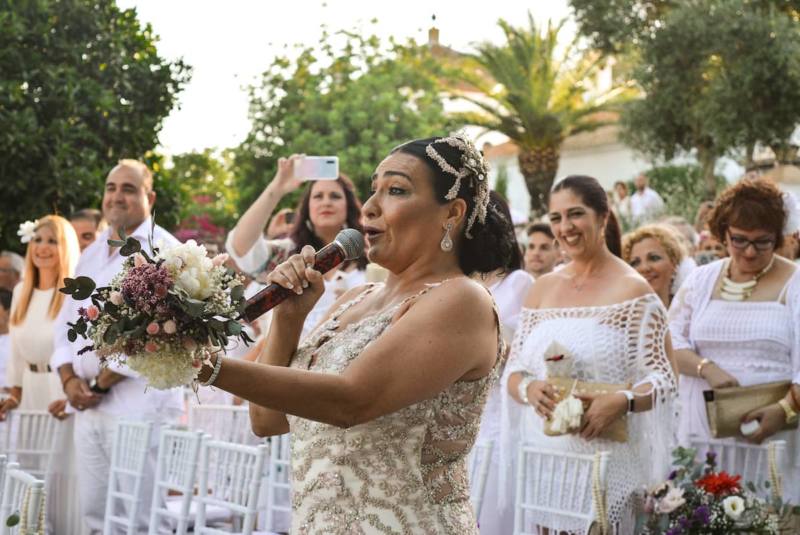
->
[727,232,775,252]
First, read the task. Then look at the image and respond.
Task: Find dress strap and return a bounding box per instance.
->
[777,265,799,304]
[329,283,380,322]
[396,278,456,308]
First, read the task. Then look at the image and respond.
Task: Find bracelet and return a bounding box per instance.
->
[201,355,223,387]
[777,399,798,424]
[696,358,711,378]
[5,394,20,407]
[616,390,635,413]
[517,373,536,405]
[62,375,80,391]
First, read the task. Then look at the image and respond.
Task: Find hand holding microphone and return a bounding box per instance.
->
[243,229,365,323]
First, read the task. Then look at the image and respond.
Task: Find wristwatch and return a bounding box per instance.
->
[617,390,635,413]
[778,399,798,425]
[89,376,110,394]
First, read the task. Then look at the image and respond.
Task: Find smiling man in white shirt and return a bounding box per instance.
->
[52,160,183,534]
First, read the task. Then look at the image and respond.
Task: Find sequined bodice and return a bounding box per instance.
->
[287,284,502,534]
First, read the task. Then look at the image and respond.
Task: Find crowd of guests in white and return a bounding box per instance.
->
[0,135,799,534]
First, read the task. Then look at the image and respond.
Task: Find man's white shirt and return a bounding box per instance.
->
[630,187,665,223]
[52,217,183,416]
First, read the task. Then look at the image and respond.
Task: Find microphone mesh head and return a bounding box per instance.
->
[335,229,365,260]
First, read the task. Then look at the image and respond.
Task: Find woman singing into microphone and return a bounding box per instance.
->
[199,134,513,533]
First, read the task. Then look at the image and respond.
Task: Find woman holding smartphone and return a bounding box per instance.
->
[227,154,367,339]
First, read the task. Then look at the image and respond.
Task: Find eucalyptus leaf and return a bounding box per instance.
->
[6,512,19,527]
[230,284,244,302]
[67,330,77,343]
[182,299,206,318]
[119,237,142,257]
[103,326,119,345]
[72,276,97,300]
[225,320,242,336]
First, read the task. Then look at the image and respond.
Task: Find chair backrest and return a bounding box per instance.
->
[194,440,268,535]
[0,466,45,535]
[513,445,611,535]
[4,411,57,479]
[689,436,786,500]
[0,455,9,505]
[263,433,291,533]
[103,420,154,535]
[187,404,258,445]
[148,428,205,535]
[467,440,493,518]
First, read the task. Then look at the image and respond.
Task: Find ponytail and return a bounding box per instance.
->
[605,210,622,258]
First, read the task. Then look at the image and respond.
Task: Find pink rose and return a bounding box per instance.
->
[212,253,229,267]
[109,291,124,306]
[162,320,177,334]
[191,358,202,369]
[86,305,100,321]
[146,322,160,335]
[182,338,197,351]
[133,253,147,268]
[144,341,158,353]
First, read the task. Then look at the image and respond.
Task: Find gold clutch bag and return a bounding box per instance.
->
[703,381,798,438]
[544,377,631,443]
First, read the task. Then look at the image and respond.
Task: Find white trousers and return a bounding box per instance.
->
[73,409,178,534]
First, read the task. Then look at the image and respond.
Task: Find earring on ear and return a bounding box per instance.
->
[440,222,454,252]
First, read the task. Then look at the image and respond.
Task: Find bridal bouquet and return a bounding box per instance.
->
[61,227,253,389]
[637,447,799,534]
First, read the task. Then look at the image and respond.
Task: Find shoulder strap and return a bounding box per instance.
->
[329,283,379,322]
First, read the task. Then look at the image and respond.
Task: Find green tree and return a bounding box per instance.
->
[162,148,239,247]
[494,163,509,199]
[642,164,726,224]
[234,30,453,211]
[0,0,191,251]
[447,15,632,215]
[571,0,800,199]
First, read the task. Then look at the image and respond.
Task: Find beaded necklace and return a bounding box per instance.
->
[720,256,775,301]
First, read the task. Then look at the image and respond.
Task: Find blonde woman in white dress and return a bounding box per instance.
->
[669,178,800,502]
[0,215,82,534]
[502,175,678,535]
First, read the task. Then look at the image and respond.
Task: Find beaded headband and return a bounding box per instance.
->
[424,132,490,238]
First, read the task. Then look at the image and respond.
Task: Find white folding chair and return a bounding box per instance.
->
[467,440,493,518]
[194,440,268,535]
[148,428,205,535]
[103,420,154,535]
[3,411,57,479]
[689,436,786,500]
[263,433,291,533]
[0,455,9,503]
[0,466,45,535]
[187,404,259,444]
[513,445,611,535]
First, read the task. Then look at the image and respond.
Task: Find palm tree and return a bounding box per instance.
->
[449,14,632,215]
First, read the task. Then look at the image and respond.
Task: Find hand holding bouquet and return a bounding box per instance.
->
[61,227,253,389]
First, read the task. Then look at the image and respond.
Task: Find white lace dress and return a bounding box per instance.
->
[500,294,677,534]
[668,259,800,501]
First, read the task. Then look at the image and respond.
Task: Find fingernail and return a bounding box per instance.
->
[296,288,303,295]
[302,280,308,289]
[286,282,294,289]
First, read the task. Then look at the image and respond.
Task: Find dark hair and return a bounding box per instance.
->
[488,192,524,273]
[70,208,103,226]
[551,175,622,257]
[288,175,367,269]
[0,288,11,311]
[392,137,515,275]
[526,222,554,241]
[708,178,786,249]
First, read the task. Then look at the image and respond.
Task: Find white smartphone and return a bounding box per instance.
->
[293,156,339,181]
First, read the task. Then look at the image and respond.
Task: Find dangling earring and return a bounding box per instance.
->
[440,222,454,252]
[306,220,314,232]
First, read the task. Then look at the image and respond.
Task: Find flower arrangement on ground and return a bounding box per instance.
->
[61,226,252,389]
[637,446,799,534]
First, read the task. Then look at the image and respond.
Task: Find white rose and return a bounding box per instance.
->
[550,395,584,433]
[722,496,745,521]
[656,486,685,514]
[109,291,124,306]
[178,271,201,297]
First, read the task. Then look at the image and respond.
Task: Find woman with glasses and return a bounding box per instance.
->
[669,178,800,501]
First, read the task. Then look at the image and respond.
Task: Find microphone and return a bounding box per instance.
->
[242,228,365,322]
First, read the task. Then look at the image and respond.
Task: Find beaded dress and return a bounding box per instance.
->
[500,294,677,534]
[287,282,504,534]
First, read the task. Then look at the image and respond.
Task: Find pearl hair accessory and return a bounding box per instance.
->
[424,132,490,238]
[17,220,38,244]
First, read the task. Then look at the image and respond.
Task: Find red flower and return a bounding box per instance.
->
[546,354,565,362]
[695,472,741,496]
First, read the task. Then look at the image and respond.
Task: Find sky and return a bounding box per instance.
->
[117,0,571,156]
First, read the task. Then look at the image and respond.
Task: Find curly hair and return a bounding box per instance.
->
[707,178,786,250]
[622,224,685,267]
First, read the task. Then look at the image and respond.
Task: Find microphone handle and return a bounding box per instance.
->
[242,241,346,322]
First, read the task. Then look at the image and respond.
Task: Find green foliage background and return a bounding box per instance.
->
[0,0,190,252]
[233,30,455,212]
